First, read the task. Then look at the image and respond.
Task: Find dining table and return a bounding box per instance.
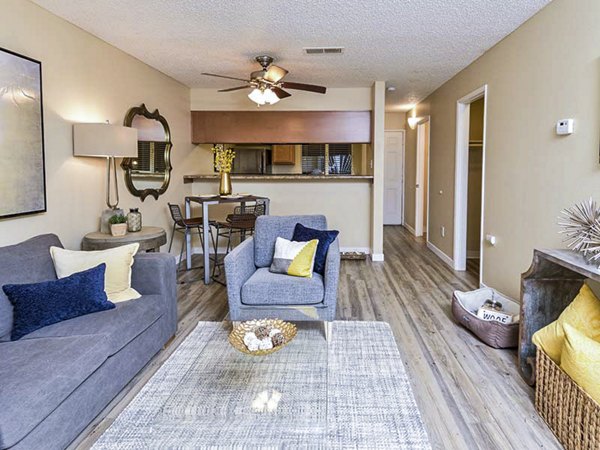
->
[184,194,270,284]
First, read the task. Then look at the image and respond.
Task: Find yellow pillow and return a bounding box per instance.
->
[561,323,600,404]
[532,284,600,363]
[269,237,318,278]
[50,244,141,302]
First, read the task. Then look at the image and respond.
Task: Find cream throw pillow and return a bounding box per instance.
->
[269,237,318,278]
[50,244,141,302]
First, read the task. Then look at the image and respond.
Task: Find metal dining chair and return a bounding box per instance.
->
[167,203,216,271]
[211,200,266,282]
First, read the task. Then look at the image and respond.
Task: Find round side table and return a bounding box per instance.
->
[82,226,167,252]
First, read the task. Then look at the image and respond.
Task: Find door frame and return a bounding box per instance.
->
[414,119,430,237]
[383,129,405,225]
[453,85,487,287]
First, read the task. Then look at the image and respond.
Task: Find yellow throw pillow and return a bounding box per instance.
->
[561,323,600,404]
[50,244,141,302]
[269,237,319,278]
[532,284,600,363]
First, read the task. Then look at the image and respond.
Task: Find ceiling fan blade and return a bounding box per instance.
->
[264,65,289,83]
[218,85,250,92]
[201,72,251,82]
[281,82,326,94]
[271,87,292,99]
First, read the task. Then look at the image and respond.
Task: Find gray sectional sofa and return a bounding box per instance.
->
[0,234,177,450]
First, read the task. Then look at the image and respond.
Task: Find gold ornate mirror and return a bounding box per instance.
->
[121,104,172,201]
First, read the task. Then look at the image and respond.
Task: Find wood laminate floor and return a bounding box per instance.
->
[74,226,560,450]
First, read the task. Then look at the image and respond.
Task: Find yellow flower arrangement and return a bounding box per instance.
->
[212,145,236,173]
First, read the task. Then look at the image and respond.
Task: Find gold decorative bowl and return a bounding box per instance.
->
[229,319,297,356]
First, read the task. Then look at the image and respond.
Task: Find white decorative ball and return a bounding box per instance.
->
[259,338,273,350]
[269,328,281,337]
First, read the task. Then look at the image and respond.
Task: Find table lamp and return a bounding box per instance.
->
[73,122,138,233]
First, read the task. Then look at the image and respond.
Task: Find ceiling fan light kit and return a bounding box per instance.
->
[203,55,327,106]
[248,87,280,105]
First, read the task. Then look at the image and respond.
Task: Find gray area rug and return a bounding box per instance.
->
[92,321,430,449]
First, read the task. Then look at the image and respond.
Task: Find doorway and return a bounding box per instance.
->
[383,130,405,225]
[454,85,487,286]
[414,121,430,237]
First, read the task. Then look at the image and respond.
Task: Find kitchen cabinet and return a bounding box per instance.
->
[191,111,371,144]
[272,145,296,165]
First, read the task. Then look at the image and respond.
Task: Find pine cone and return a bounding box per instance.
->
[271,333,286,347]
[254,325,270,340]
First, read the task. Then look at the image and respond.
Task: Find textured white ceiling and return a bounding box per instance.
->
[32,0,550,110]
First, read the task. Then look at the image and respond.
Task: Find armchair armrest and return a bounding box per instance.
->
[323,239,340,315]
[224,237,257,314]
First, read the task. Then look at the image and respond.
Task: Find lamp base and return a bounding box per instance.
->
[100,208,124,234]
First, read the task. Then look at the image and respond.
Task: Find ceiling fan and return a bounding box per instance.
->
[202,55,327,105]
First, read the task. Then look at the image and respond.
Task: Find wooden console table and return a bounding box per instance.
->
[82,226,167,252]
[519,248,600,385]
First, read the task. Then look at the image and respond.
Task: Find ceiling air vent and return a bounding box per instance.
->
[303,47,344,55]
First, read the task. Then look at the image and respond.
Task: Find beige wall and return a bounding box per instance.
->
[0,0,199,251]
[191,87,372,111]
[191,180,372,250]
[406,0,600,298]
[385,112,406,130]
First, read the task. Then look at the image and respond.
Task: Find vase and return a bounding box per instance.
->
[127,208,142,232]
[219,172,232,195]
[110,223,128,237]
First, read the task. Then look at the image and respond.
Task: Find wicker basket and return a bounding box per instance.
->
[535,349,600,450]
[452,288,519,348]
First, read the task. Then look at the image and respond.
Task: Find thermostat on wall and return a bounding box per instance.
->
[556,119,574,135]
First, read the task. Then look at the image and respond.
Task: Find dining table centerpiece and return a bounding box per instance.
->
[212,144,236,195]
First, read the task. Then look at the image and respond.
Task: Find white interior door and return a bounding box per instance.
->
[414,124,427,236]
[383,131,404,225]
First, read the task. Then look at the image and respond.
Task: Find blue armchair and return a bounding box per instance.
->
[224,215,340,339]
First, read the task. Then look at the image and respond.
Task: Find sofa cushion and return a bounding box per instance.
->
[22,294,165,356]
[4,264,115,340]
[254,215,327,268]
[242,267,324,305]
[0,335,110,448]
[0,234,62,342]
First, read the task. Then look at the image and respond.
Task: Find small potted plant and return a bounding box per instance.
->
[109,214,128,237]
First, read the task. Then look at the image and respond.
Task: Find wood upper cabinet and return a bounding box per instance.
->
[191,111,371,144]
[272,145,295,165]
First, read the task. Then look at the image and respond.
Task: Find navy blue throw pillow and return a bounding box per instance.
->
[292,223,339,275]
[2,264,114,340]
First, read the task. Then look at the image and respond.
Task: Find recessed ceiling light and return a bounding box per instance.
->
[386,86,396,92]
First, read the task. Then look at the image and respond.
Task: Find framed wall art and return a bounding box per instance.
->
[0,47,46,219]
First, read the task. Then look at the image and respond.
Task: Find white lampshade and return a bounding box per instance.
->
[248,88,266,105]
[263,88,280,105]
[73,123,138,158]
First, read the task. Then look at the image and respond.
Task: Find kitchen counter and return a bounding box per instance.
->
[183,174,373,183]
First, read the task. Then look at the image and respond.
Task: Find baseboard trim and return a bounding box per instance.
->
[466,250,480,259]
[426,241,454,268]
[371,253,385,262]
[176,246,374,263]
[403,223,416,236]
[340,247,371,254]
